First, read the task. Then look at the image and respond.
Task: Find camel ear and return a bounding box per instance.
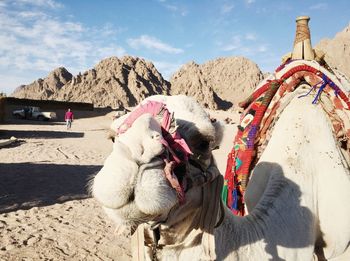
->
[108,129,117,143]
[212,120,224,150]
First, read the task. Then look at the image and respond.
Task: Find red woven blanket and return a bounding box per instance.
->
[222,61,350,216]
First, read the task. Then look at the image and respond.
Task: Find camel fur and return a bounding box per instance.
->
[94,95,223,224]
[117,113,165,164]
[92,93,350,260]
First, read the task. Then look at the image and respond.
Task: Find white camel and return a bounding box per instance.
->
[92,61,350,260]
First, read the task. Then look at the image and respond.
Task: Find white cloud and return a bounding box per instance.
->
[164,4,178,12]
[245,0,255,4]
[13,0,63,9]
[221,36,241,51]
[309,3,328,10]
[240,44,269,56]
[0,73,32,93]
[257,44,267,53]
[127,35,184,54]
[221,3,234,14]
[153,60,183,80]
[222,44,239,52]
[245,32,257,41]
[96,46,126,60]
[0,1,126,94]
[158,1,188,16]
[166,4,188,16]
[220,34,268,55]
[17,10,47,19]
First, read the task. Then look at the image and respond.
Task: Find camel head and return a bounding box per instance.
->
[92,95,224,229]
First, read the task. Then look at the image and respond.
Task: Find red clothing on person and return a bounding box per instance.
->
[65,111,74,120]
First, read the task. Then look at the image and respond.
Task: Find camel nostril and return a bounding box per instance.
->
[128,189,135,202]
[152,133,161,140]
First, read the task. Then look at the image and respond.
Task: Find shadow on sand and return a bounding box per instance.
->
[4,119,66,126]
[0,130,84,139]
[0,162,101,213]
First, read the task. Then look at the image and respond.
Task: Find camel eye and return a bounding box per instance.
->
[198,140,209,151]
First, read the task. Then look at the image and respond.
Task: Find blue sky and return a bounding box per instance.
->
[0,0,349,95]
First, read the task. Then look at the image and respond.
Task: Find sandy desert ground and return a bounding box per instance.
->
[0,109,238,261]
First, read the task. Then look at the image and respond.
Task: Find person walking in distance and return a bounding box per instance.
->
[65,108,74,130]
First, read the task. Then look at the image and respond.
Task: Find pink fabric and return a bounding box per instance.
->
[116,100,192,161]
[117,101,164,135]
[116,100,193,205]
[163,159,185,204]
[65,111,73,120]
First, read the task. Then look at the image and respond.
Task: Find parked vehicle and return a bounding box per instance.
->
[12,107,57,121]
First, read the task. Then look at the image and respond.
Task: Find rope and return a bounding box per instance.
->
[294,22,311,45]
[116,100,192,205]
[298,80,321,99]
[312,75,329,104]
[131,165,224,261]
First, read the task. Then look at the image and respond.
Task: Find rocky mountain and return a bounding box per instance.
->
[10,56,264,110]
[11,67,72,100]
[52,56,170,108]
[170,57,264,109]
[315,24,350,79]
[10,24,350,110]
